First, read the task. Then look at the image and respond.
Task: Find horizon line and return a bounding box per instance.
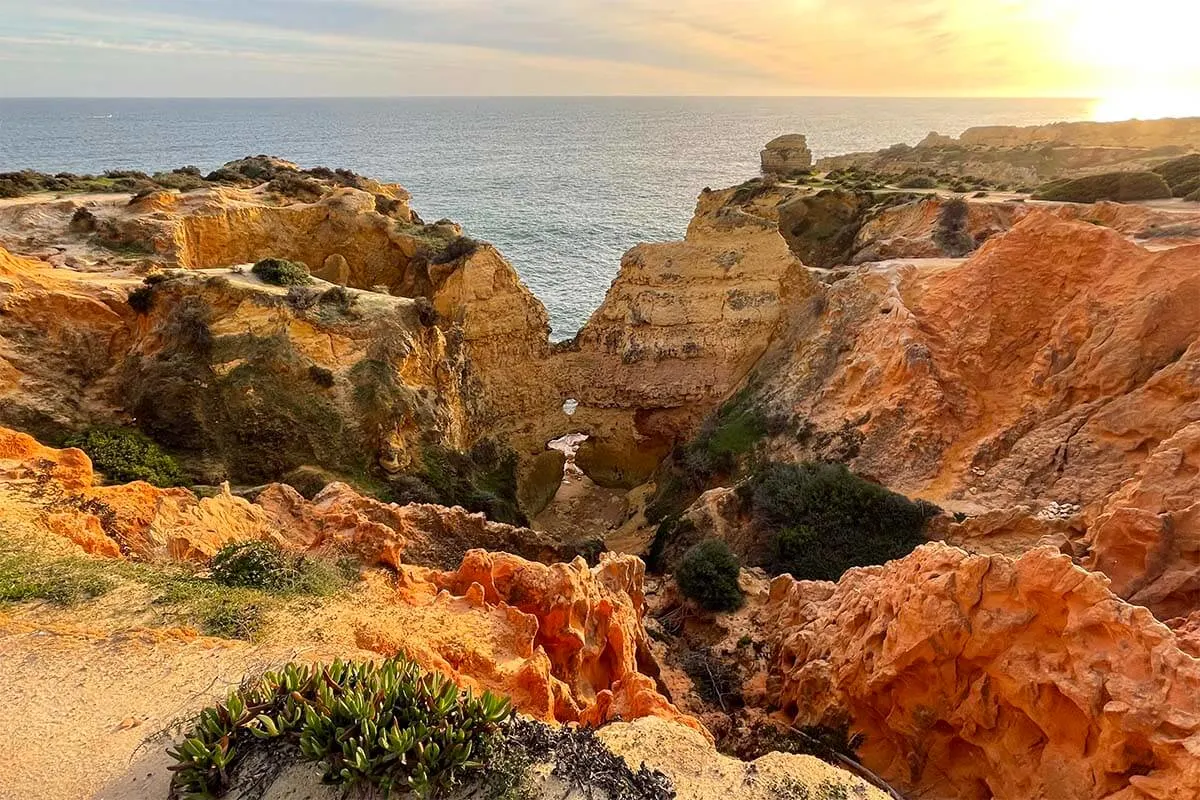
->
[0,94,1106,101]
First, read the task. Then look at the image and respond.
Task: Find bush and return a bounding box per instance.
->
[127,285,154,313]
[746,462,936,581]
[675,539,743,612]
[308,365,335,388]
[209,540,343,595]
[267,172,325,202]
[430,236,482,265]
[1153,154,1200,196]
[65,427,184,487]
[933,197,974,257]
[251,257,312,286]
[1033,171,1172,203]
[168,657,514,799]
[897,174,937,189]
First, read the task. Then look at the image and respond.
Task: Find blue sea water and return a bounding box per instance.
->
[0,97,1097,337]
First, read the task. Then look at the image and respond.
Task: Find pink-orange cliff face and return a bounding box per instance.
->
[756,213,1200,617]
[764,543,1200,800]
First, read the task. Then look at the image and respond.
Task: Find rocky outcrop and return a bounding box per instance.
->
[760,134,813,176]
[553,184,811,485]
[764,543,1200,800]
[0,248,474,484]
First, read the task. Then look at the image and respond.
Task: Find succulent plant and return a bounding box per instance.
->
[168,656,512,799]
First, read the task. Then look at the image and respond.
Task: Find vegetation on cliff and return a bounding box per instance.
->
[0,535,350,639]
[745,462,938,581]
[64,427,184,487]
[676,539,743,611]
[1153,154,1200,197]
[1033,171,1172,203]
[386,441,528,528]
[169,657,515,798]
[169,657,677,800]
[251,257,313,286]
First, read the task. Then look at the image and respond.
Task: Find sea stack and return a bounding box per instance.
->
[761,133,813,175]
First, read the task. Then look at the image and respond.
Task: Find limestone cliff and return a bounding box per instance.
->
[554,184,811,485]
[817,117,1200,185]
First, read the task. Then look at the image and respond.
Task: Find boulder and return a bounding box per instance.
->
[760,134,813,176]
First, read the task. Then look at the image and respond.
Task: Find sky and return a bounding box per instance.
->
[1,0,1198,107]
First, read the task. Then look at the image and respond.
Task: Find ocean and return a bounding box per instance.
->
[0,96,1098,338]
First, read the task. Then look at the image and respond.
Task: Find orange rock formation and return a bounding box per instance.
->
[0,424,697,735]
[765,543,1200,800]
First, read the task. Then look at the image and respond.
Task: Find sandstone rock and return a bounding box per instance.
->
[596,716,888,800]
[765,542,1200,800]
[761,134,813,176]
[555,184,813,476]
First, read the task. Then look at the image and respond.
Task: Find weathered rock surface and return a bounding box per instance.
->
[744,212,1200,616]
[0,424,698,740]
[764,542,1200,800]
[0,246,474,483]
[760,134,813,176]
[553,184,811,483]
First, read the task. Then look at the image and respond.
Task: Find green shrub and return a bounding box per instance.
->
[168,657,514,799]
[209,540,344,595]
[1033,171,1172,203]
[65,427,184,487]
[675,539,743,612]
[1153,154,1200,196]
[746,462,936,581]
[897,175,937,189]
[251,258,312,286]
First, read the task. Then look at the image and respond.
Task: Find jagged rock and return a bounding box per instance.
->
[764,542,1200,800]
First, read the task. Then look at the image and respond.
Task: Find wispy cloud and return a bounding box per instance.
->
[1,0,1191,97]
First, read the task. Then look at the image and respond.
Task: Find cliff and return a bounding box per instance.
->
[816,117,1200,185]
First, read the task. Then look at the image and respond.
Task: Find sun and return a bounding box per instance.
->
[1034,0,1200,119]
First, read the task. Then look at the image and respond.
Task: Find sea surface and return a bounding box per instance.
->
[0,97,1098,338]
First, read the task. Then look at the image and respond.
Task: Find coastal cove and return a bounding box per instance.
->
[0,96,1102,337]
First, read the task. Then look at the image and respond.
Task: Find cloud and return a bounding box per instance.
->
[0,0,1186,97]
